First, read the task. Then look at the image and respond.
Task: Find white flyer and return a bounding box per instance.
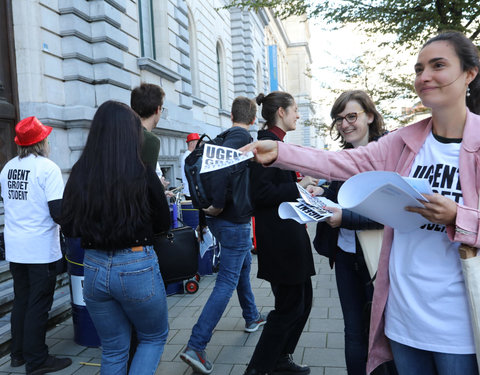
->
[200,144,254,174]
[338,171,433,232]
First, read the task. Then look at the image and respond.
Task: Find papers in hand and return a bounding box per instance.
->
[200,144,253,173]
[338,171,433,232]
[278,184,337,224]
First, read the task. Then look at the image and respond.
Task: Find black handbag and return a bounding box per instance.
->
[154,225,199,285]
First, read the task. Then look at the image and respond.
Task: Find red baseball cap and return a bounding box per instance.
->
[186,133,200,143]
[14,116,53,146]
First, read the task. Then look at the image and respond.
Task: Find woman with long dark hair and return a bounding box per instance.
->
[61,101,171,374]
[243,31,480,375]
[243,91,316,375]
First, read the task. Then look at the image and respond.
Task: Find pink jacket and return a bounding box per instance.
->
[272,110,480,374]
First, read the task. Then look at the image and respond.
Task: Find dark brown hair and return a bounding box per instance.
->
[256,91,295,129]
[231,96,257,125]
[130,83,165,119]
[330,90,385,149]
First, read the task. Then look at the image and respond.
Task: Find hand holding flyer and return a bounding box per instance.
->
[278,183,338,224]
[200,144,253,173]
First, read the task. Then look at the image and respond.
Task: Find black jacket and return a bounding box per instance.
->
[209,126,252,223]
[313,180,383,268]
[251,129,315,285]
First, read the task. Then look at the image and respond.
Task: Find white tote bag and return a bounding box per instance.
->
[356,229,384,282]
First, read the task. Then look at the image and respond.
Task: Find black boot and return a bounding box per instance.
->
[243,366,268,375]
[272,354,310,375]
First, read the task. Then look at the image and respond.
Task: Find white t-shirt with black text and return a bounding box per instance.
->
[0,155,64,264]
[385,131,474,354]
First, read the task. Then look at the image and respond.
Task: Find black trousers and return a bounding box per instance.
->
[10,262,57,373]
[248,278,313,373]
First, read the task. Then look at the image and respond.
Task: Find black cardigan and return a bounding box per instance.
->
[313,180,383,269]
[251,129,315,285]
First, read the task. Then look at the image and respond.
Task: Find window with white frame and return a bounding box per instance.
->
[138,0,155,59]
[216,41,226,109]
[188,9,199,97]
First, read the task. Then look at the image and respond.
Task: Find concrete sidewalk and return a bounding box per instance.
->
[0,227,347,375]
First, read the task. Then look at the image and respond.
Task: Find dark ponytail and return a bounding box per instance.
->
[256,91,294,129]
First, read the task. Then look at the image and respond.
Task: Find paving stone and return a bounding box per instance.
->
[309,318,344,333]
[327,332,345,349]
[328,307,343,319]
[304,347,346,367]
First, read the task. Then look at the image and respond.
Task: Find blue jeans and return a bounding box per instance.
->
[83,246,168,375]
[389,339,478,375]
[335,249,374,375]
[188,217,259,351]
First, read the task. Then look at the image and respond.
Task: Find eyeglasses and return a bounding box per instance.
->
[333,110,365,126]
[160,107,166,113]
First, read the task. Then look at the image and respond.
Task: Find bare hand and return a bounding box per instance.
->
[165,190,175,198]
[405,193,457,225]
[325,206,342,228]
[161,176,170,188]
[307,185,324,196]
[299,176,319,189]
[196,225,207,242]
[202,205,223,216]
[239,140,278,165]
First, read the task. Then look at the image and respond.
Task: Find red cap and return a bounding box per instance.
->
[14,116,53,146]
[186,133,200,143]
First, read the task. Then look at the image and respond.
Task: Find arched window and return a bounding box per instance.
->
[256,61,263,94]
[138,0,155,59]
[188,9,199,97]
[216,41,226,109]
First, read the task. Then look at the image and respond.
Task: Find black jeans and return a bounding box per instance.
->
[248,278,313,373]
[10,262,57,373]
[335,248,374,375]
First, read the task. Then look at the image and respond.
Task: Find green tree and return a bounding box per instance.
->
[225,1,480,46]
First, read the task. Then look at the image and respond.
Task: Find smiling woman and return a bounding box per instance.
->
[243,31,480,375]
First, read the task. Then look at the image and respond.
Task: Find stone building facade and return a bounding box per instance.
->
[1,0,316,191]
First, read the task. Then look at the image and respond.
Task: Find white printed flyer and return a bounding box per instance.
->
[278,184,338,224]
[200,144,254,174]
[337,171,433,232]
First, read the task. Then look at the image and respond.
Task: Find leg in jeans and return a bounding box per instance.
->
[234,227,259,324]
[389,340,437,375]
[10,262,29,361]
[335,249,373,375]
[248,280,312,373]
[390,339,479,375]
[434,351,478,375]
[188,218,259,351]
[84,247,168,375]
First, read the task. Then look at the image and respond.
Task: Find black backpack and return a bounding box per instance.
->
[184,129,253,217]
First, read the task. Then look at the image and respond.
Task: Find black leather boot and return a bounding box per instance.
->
[272,354,310,375]
[243,366,269,375]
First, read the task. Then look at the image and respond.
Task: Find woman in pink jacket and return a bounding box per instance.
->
[242,31,480,375]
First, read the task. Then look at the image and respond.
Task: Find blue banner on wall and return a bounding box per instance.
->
[268,45,278,91]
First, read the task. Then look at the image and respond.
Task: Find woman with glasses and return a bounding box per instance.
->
[242,31,480,375]
[311,90,397,375]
